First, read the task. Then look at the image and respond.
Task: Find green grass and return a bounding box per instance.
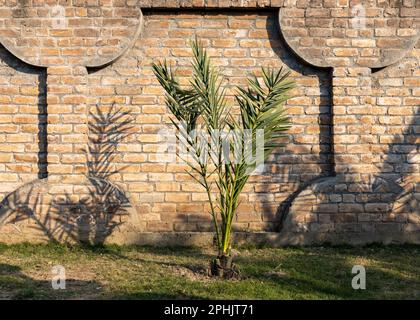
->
[0,243,418,299]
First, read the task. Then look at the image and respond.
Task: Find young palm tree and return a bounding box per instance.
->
[153,39,293,277]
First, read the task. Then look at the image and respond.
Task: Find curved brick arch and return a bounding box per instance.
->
[279,1,419,68]
[0,1,143,68]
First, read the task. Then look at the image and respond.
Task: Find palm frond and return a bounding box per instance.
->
[153,40,294,257]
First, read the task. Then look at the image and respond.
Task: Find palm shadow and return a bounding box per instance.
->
[0,105,135,245]
[259,11,418,234]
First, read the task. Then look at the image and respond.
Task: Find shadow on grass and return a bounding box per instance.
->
[86,244,214,277]
[0,263,103,300]
[0,260,204,300]
[235,246,420,299]
[0,244,418,300]
[83,244,420,299]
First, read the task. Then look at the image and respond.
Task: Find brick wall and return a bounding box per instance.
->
[0,50,46,193]
[0,1,418,245]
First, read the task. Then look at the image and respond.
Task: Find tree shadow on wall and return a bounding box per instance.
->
[0,105,135,244]
[260,13,418,232]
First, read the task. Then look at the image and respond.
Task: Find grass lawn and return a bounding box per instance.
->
[0,243,418,300]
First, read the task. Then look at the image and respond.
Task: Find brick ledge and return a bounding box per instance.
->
[105,232,419,247]
[138,0,284,8]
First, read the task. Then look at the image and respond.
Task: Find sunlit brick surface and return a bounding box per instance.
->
[0,4,418,244]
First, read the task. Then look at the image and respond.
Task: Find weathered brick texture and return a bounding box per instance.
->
[280,0,419,67]
[0,1,142,67]
[0,1,418,245]
[88,10,333,237]
[46,65,89,182]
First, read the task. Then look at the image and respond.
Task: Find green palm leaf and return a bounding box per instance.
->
[153,39,294,258]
